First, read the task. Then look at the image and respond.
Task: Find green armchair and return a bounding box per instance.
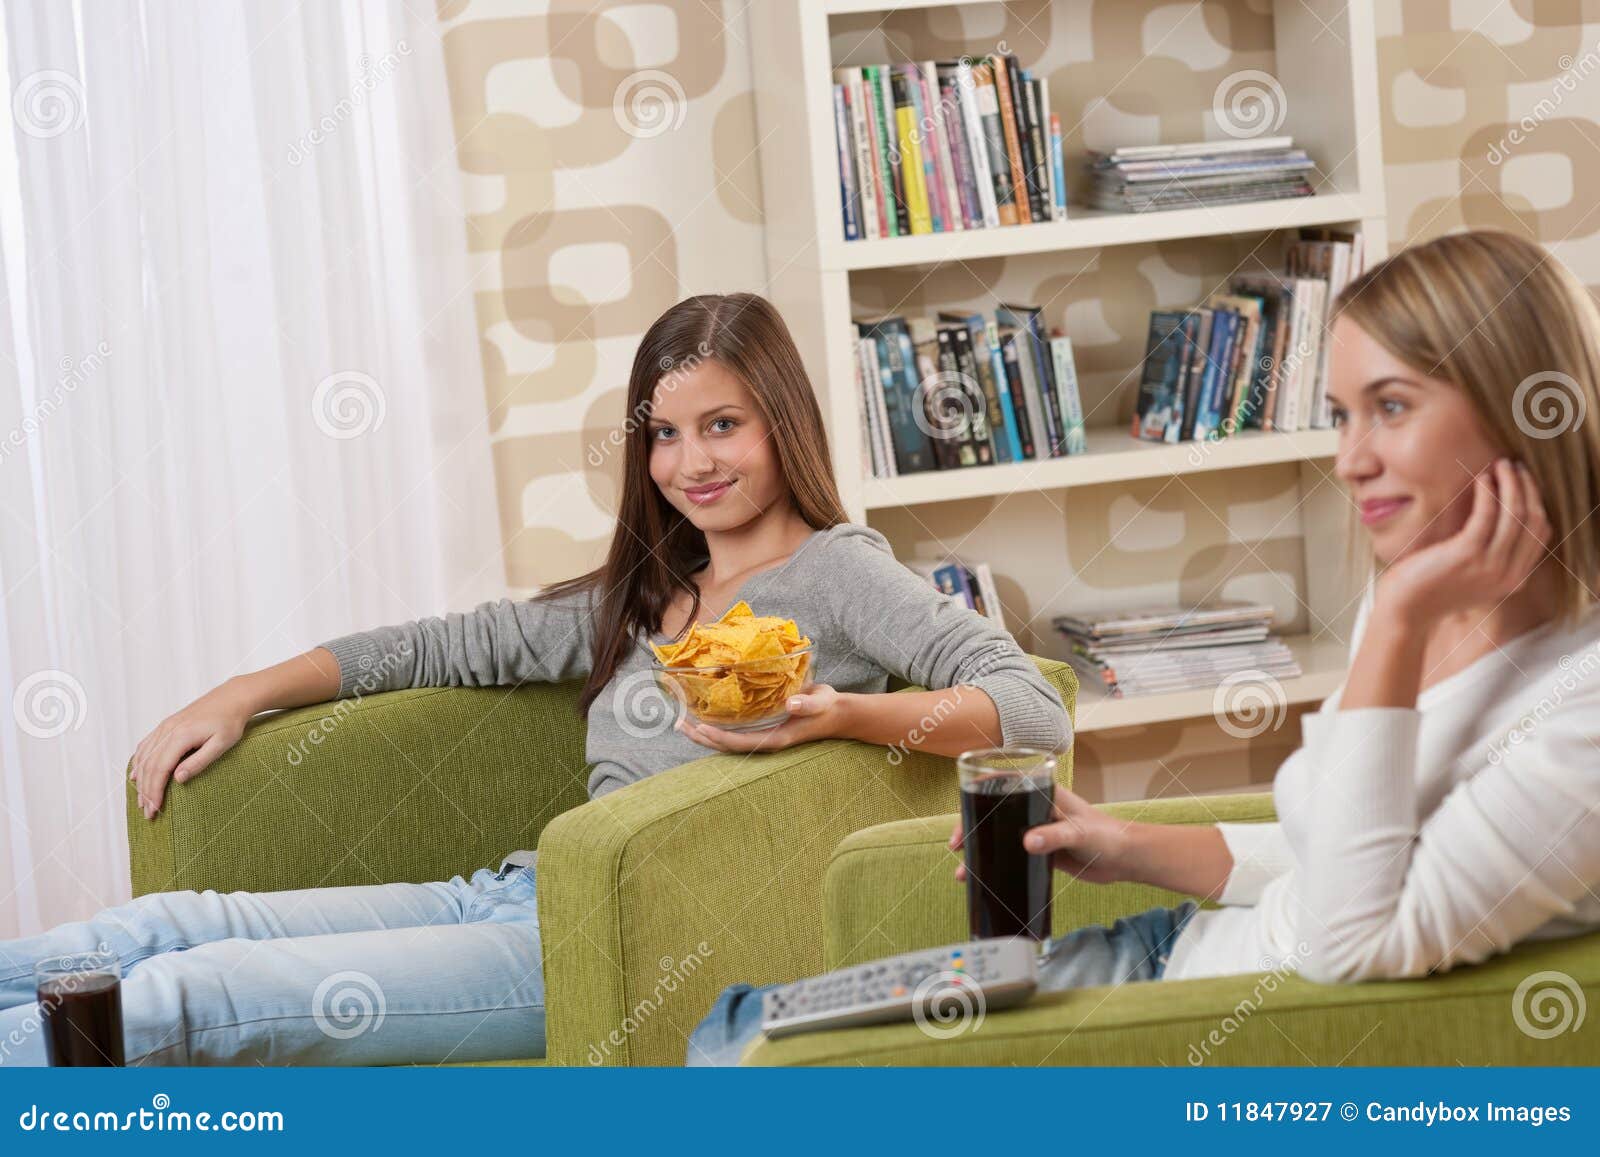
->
[124,658,1077,1066]
[743,794,1600,1065]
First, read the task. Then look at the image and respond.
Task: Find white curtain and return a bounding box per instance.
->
[0,2,505,938]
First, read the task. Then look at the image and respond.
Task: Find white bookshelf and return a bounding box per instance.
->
[748,0,1386,739]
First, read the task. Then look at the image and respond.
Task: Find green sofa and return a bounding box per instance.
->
[125,658,1077,1066]
[743,794,1600,1065]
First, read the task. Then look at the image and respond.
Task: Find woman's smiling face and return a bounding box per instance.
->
[646,358,786,531]
[1327,316,1505,566]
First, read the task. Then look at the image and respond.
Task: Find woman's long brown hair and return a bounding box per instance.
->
[537,293,851,715]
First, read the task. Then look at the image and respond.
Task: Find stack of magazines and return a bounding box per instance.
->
[1086,136,1315,214]
[1052,601,1300,697]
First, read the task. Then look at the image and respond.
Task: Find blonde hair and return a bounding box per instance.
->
[1330,229,1600,622]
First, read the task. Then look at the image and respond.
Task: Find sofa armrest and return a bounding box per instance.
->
[534,738,965,1066]
[822,792,1277,968]
[125,682,593,896]
[745,929,1600,1066]
[534,654,1076,1067]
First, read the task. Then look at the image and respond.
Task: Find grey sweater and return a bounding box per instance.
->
[318,522,1072,799]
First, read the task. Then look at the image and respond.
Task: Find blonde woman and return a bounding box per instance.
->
[691,228,1600,1064]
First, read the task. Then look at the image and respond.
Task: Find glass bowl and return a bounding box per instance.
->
[654,643,814,732]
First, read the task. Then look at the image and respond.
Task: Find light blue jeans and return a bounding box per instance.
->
[0,862,545,1066]
[687,899,1199,1066]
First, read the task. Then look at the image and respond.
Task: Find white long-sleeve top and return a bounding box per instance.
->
[1163,595,1600,984]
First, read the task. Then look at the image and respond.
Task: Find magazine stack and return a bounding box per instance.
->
[1052,601,1300,698]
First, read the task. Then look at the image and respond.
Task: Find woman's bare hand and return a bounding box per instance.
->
[128,681,255,819]
[951,785,1138,886]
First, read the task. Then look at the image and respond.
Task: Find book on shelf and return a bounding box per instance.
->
[1052,601,1301,698]
[1131,228,1363,443]
[906,558,1005,626]
[855,304,1087,479]
[1086,134,1316,214]
[833,53,1067,241]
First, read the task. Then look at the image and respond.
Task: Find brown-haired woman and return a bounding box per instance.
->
[691,229,1600,1064]
[0,293,1069,1066]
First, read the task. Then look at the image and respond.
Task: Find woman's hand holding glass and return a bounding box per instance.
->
[949,785,1137,886]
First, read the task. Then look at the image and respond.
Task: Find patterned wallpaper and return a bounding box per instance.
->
[436,0,1600,796]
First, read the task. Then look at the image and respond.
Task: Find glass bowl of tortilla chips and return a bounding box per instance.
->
[650,599,814,732]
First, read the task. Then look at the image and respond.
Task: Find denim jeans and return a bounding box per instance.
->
[0,862,545,1066]
[686,899,1199,1066]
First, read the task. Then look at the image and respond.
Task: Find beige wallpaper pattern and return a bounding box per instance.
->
[437,0,1600,797]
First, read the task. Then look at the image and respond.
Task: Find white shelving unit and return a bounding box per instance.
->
[748,0,1387,738]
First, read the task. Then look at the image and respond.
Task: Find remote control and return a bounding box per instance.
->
[760,938,1039,1039]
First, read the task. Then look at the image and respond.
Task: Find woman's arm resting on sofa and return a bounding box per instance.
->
[130,646,342,818]
[836,684,1002,758]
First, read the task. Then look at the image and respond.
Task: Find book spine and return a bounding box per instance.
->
[1050,336,1087,454]
[959,565,987,618]
[853,332,876,477]
[1304,280,1329,429]
[932,564,966,606]
[1020,309,1065,455]
[909,320,958,469]
[874,326,934,473]
[972,63,1017,226]
[890,70,932,235]
[1207,312,1241,440]
[974,562,1005,626]
[1179,310,1213,442]
[1021,75,1051,224]
[1005,57,1045,222]
[869,67,909,237]
[831,85,860,242]
[1165,313,1197,443]
[998,331,1037,459]
[1230,312,1263,434]
[937,69,980,230]
[1135,312,1187,442]
[981,318,1023,462]
[859,67,893,238]
[1279,287,1306,432]
[1191,312,1221,441]
[948,325,995,464]
[923,62,965,232]
[989,56,1031,224]
[933,326,976,467]
[1049,111,1067,219]
[955,60,1000,228]
[1008,329,1049,458]
[903,65,945,233]
[844,69,881,240]
[1036,77,1055,217]
[867,336,897,475]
